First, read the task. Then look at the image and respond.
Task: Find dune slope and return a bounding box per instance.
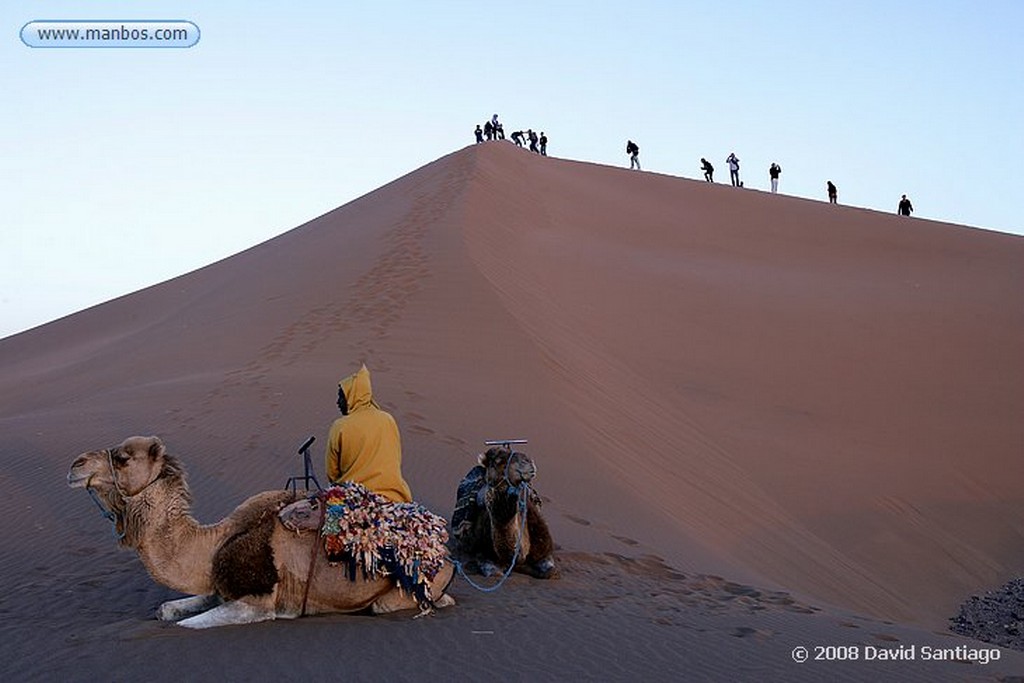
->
[1,142,1022,638]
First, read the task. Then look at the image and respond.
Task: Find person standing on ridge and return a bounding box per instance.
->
[495,123,505,140]
[827,181,838,204]
[539,132,548,156]
[726,152,741,186]
[483,120,493,141]
[898,194,914,216]
[474,124,483,143]
[627,140,641,170]
[769,163,782,193]
[701,157,714,182]
[528,129,539,153]
[324,364,412,504]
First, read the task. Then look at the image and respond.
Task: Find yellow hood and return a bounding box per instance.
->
[339,364,378,412]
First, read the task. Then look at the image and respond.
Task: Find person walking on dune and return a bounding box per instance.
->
[474,124,483,144]
[827,181,838,204]
[325,364,413,504]
[769,162,782,193]
[511,130,524,147]
[726,152,741,187]
[539,132,548,156]
[701,157,714,182]
[898,194,914,216]
[627,140,641,170]
[528,129,539,153]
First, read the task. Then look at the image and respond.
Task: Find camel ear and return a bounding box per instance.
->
[147,436,165,460]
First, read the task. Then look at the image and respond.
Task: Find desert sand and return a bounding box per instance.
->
[1,142,1022,681]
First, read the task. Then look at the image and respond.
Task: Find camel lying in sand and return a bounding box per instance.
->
[451,445,557,579]
[67,435,455,628]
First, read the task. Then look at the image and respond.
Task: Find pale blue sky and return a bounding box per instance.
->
[2,1,1022,339]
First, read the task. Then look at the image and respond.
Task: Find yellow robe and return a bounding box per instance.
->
[324,365,412,503]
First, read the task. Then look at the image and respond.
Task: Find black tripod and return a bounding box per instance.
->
[284,435,323,494]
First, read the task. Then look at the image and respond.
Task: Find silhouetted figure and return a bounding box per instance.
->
[474,125,483,143]
[539,132,548,156]
[769,163,781,193]
[701,158,714,182]
[483,120,493,141]
[726,153,741,187]
[898,194,914,216]
[626,140,640,170]
[528,129,539,153]
[827,181,838,204]
[511,130,524,147]
[495,123,505,140]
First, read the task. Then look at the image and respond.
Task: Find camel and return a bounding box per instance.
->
[67,435,455,628]
[450,445,557,579]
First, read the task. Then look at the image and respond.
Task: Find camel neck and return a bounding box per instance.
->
[128,480,221,596]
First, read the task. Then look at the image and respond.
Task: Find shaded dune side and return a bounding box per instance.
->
[455,143,1024,625]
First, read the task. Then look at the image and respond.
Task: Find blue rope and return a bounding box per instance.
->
[87,486,125,541]
[453,483,530,593]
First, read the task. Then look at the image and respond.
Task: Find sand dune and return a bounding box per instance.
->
[2,142,1022,681]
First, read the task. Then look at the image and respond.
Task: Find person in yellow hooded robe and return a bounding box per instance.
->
[324,364,413,503]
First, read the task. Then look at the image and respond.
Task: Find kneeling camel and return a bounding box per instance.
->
[67,435,454,628]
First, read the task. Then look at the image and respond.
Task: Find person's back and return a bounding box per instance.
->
[325,364,412,503]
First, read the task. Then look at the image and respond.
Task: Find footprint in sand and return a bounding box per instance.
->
[408,424,435,436]
[612,535,640,546]
[729,626,774,640]
[565,514,591,526]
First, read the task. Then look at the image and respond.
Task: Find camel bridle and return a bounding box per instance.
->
[497,451,536,497]
[85,447,157,541]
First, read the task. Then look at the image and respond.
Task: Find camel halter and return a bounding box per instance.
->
[85,447,153,541]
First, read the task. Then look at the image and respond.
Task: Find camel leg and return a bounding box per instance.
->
[370,586,420,615]
[427,562,456,603]
[176,596,276,629]
[369,572,457,616]
[157,594,223,621]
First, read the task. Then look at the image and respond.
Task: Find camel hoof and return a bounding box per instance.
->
[533,559,558,579]
[479,561,501,577]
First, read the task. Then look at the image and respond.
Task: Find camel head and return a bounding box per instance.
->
[68,435,171,497]
[478,446,536,492]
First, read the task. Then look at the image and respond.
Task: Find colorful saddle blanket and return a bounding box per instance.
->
[320,482,449,606]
